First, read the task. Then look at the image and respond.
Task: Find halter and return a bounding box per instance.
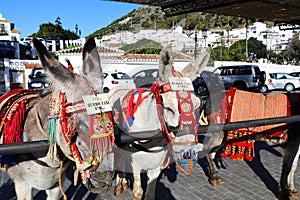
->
[48,75,114,184]
[150,67,198,146]
[150,67,199,174]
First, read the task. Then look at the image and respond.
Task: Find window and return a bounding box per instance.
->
[111,72,131,79]
[239,67,251,75]
[134,71,146,78]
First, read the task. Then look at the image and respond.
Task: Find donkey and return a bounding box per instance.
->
[109,45,211,200]
[0,37,115,199]
[201,89,300,200]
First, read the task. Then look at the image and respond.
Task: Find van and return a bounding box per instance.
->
[213,65,263,91]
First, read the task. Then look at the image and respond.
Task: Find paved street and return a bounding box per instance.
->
[1,141,300,200]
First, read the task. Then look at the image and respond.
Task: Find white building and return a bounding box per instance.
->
[0,13,21,41]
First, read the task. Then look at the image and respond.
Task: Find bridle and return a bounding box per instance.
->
[48,75,114,185]
[149,69,200,174]
[150,67,199,146]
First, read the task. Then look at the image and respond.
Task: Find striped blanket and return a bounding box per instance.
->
[220,88,290,161]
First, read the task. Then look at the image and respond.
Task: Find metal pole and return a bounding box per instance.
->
[194,32,197,59]
[0,140,49,155]
[1,115,300,155]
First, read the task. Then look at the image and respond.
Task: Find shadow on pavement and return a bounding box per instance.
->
[155,162,178,200]
[245,141,283,198]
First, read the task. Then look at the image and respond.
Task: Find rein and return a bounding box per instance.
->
[151,81,174,144]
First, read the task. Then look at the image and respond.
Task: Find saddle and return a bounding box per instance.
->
[219,88,290,161]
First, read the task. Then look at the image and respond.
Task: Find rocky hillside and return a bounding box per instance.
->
[89,5,269,38]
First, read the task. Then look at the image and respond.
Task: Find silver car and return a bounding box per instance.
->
[213,65,263,91]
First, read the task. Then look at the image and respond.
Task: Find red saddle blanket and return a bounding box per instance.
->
[220,88,290,161]
[0,89,41,144]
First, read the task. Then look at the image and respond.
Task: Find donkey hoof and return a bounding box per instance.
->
[217,177,224,185]
[290,191,299,198]
[122,183,129,191]
[209,177,224,187]
[114,186,123,196]
[209,179,219,187]
[133,194,143,200]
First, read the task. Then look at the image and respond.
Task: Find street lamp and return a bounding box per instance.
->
[75,24,78,35]
[202,28,207,47]
[187,23,198,59]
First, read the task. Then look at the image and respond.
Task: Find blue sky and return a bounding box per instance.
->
[0,0,141,38]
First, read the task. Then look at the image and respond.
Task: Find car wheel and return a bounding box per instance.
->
[196,85,209,96]
[285,83,294,92]
[103,87,110,93]
[234,83,247,91]
[260,85,268,93]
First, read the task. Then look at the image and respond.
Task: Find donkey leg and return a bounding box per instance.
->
[204,131,225,187]
[144,169,161,200]
[207,152,224,187]
[14,181,32,200]
[132,173,143,200]
[46,186,61,200]
[287,146,300,199]
[279,127,300,200]
[121,175,129,191]
[115,171,128,196]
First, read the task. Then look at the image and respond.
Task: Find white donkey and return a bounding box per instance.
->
[109,45,211,200]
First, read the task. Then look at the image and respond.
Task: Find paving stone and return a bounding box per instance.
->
[1,145,300,199]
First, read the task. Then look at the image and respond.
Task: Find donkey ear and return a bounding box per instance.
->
[82,37,103,92]
[181,47,211,81]
[32,38,75,89]
[158,45,173,82]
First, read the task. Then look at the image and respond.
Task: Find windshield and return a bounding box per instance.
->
[33,69,46,77]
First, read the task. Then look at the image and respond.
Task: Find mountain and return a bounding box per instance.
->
[89,5,269,38]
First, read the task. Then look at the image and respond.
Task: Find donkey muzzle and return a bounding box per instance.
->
[86,171,113,193]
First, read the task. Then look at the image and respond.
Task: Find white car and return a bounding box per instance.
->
[103,71,136,93]
[261,72,300,92]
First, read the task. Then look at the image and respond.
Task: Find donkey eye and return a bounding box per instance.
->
[164,107,175,114]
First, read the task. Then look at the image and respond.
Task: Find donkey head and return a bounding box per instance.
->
[33,37,113,193]
[158,45,211,156]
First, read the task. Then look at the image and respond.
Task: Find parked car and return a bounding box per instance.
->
[28,67,52,89]
[288,72,300,78]
[127,66,159,88]
[103,71,136,93]
[261,72,300,92]
[213,65,263,91]
[19,41,33,59]
[0,40,15,58]
[192,70,224,97]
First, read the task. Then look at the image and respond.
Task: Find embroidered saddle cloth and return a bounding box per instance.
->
[0,89,41,165]
[221,88,290,161]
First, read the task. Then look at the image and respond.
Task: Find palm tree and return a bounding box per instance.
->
[241,18,252,59]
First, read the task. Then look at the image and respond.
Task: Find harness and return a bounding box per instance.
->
[120,67,199,174]
[47,75,114,185]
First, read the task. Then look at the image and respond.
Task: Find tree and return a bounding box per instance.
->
[282,35,300,65]
[31,22,79,40]
[211,37,267,61]
[247,37,267,59]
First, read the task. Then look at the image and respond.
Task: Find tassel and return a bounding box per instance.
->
[2,102,25,144]
[47,118,57,145]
